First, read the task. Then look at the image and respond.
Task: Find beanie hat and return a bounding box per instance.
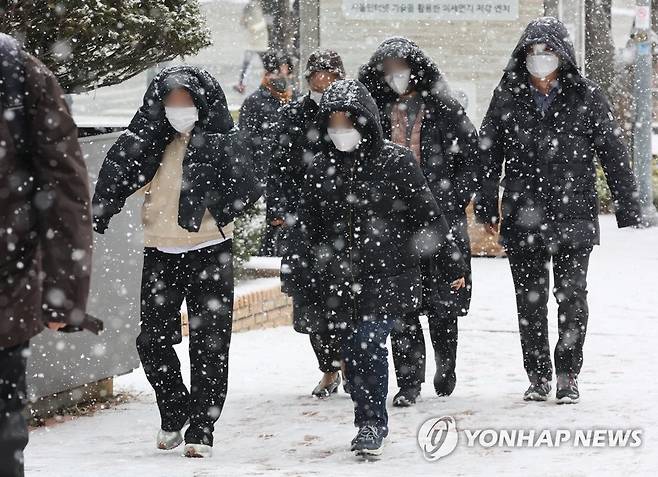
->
[304,49,346,80]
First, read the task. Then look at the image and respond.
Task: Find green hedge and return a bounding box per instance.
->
[596,160,658,212]
[232,198,266,279]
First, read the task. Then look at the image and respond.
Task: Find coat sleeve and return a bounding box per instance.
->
[392,149,467,282]
[92,77,166,233]
[266,104,294,220]
[238,94,272,184]
[441,97,480,209]
[474,90,504,226]
[280,163,323,298]
[24,54,92,324]
[590,87,642,228]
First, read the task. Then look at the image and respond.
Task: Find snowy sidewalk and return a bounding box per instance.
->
[25,216,658,476]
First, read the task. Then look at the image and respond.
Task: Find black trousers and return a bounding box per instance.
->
[309,332,343,373]
[137,241,234,446]
[391,305,458,390]
[0,342,29,477]
[507,245,591,384]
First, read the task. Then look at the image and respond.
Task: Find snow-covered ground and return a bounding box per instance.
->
[25,215,658,476]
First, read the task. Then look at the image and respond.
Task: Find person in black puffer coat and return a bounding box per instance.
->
[93,65,261,457]
[282,79,466,457]
[475,17,641,404]
[358,37,479,403]
[267,48,347,399]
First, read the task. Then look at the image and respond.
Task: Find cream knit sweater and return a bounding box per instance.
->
[140,134,234,247]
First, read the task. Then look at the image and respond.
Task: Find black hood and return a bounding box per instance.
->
[316,79,384,157]
[504,17,580,78]
[135,65,234,135]
[358,37,448,102]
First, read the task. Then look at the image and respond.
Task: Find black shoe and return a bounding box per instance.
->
[350,425,386,457]
[392,386,421,407]
[556,375,579,404]
[184,424,213,449]
[312,373,341,399]
[434,371,456,397]
[523,381,552,401]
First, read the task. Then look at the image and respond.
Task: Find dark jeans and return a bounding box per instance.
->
[391,305,458,390]
[137,241,234,446]
[507,245,591,384]
[342,315,395,434]
[309,332,343,373]
[0,342,29,477]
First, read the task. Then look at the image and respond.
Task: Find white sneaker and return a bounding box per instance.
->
[156,429,183,450]
[183,443,213,458]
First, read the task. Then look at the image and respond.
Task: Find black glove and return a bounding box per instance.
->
[92,214,110,234]
[50,314,104,335]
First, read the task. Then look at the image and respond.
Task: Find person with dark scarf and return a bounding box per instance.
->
[239,49,296,255]
[359,37,479,406]
[475,17,641,404]
[282,79,466,457]
[93,66,261,457]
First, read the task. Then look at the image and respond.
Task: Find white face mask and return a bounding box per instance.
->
[526,52,559,79]
[385,68,411,95]
[328,127,362,152]
[165,106,198,133]
[309,90,323,105]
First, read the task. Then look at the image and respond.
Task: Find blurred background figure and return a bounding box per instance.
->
[233,0,268,95]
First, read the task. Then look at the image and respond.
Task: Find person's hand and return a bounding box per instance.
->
[451,277,466,290]
[47,322,67,331]
[484,222,498,236]
[271,218,285,227]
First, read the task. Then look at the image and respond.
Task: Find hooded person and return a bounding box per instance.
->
[474,17,641,404]
[281,79,467,457]
[266,48,347,399]
[358,37,479,405]
[92,65,261,458]
[239,49,297,255]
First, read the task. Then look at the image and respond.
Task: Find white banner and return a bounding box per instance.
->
[342,0,519,21]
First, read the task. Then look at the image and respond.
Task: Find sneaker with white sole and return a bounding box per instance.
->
[183,443,213,458]
[556,374,580,404]
[523,381,552,401]
[350,425,386,458]
[156,429,183,450]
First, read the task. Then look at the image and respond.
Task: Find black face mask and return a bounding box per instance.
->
[270,77,289,92]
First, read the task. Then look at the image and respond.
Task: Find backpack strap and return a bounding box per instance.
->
[0,33,28,160]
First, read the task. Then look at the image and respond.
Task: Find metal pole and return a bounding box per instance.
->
[298,0,320,92]
[544,0,559,17]
[633,1,658,225]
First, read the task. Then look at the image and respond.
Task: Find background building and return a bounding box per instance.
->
[70,0,642,129]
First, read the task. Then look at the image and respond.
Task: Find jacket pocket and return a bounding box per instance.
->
[553,179,597,220]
